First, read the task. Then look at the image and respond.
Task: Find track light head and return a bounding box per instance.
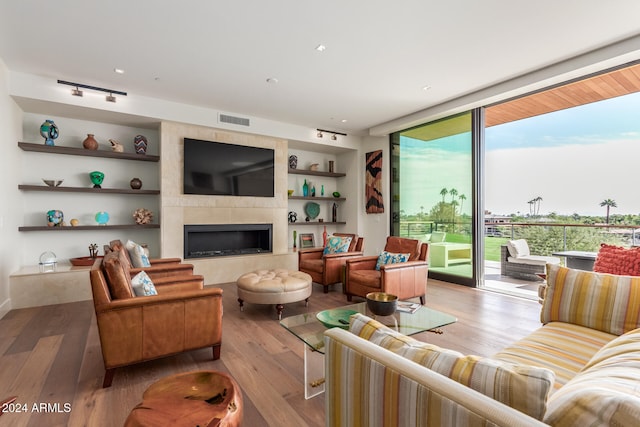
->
[317,130,323,138]
[71,87,83,97]
[331,134,337,141]
[106,93,116,103]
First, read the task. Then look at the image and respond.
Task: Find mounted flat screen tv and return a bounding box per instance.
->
[183,138,275,197]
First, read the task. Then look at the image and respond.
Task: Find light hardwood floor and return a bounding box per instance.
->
[0,279,542,426]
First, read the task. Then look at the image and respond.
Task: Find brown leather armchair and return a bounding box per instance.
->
[107,239,195,278]
[298,233,364,293]
[345,236,429,304]
[90,250,223,387]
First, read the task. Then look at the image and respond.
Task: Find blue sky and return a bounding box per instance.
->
[399,91,640,217]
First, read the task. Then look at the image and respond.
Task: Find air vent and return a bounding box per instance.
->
[219,113,250,127]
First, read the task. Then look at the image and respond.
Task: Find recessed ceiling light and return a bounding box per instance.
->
[422,85,432,91]
[114,68,125,74]
[266,77,279,84]
[341,119,348,123]
[315,44,326,52]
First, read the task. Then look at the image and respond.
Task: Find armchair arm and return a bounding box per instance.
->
[129,263,195,279]
[94,286,222,313]
[149,257,183,265]
[298,247,324,262]
[380,261,428,301]
[323,251,366,284]
[346,256,379,271]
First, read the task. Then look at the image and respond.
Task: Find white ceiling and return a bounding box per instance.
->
[2,1,640,135]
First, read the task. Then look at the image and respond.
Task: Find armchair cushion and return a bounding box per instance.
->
[323,235,353,254]
[350,313,555,420]
[506,239,530,258]
[131,271,158,297]
[126,239,151,268]
[384,236,420,261]
[102,251,134,299]
[375,250,410,270]
[593,243,640,276]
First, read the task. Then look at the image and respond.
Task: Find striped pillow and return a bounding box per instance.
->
[544,328,640,426]
[350,313,555,420]
[542,264,640,335]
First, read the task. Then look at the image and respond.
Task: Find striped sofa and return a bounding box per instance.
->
[324,264,640,426]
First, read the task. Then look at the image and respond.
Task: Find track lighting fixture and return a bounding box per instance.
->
[58,80,127,103]
[316,129,347,140]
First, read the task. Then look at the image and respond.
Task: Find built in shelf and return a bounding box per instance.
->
[19,224,160,231]
[18,185,160,195]
[18,142,160,162]
[288,222,346,226]
[288,168,346,178]
[288,196,346,201]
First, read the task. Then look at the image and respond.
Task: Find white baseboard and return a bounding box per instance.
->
[0,297,11,319]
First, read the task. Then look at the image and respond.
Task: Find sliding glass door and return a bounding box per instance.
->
[391,112,476,286]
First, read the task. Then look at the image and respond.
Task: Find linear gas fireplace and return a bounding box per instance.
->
[184,224,272,259]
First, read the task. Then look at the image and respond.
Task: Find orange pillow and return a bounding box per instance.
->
[593,243,640,276]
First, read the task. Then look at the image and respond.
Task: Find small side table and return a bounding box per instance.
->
[125,371,243,427]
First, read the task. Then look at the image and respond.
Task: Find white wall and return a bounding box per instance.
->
[359,135,391,255]
[0,58,23,316]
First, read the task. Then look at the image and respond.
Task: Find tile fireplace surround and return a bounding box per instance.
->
[159,121,296,284]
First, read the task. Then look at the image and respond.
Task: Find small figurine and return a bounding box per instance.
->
[288,211,297,223]
[109,139,124,152]
[40,119,59,146]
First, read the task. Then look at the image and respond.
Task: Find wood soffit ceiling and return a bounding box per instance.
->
[485,63,640,127]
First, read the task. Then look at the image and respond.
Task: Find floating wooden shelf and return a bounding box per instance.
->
[19,224,160,231]
[288,168,346,178]
[19,142,160,162]
[288,196,346,201]
[18,185,160,195]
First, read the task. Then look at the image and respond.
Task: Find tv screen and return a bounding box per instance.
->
[183,138,274,197]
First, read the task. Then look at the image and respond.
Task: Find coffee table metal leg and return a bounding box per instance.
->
[304,344,325,399]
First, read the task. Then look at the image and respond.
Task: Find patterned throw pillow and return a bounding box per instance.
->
[125,239,151,268]
[131,271,158,296]
[375,251,409,271]
[323,235,353,255]
[593,243,640,276]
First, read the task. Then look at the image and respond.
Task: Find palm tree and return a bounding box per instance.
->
[458,194,466,215]
[534,196,543,216]
[449,188,458,204]
[439,188,448,203]
[528,199,535,216]
[600,199,617,224]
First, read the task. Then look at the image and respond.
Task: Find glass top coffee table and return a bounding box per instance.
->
[280,302,457,398]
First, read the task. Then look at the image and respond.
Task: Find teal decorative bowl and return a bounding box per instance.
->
[316,309,358,329]
[332,191,341,198]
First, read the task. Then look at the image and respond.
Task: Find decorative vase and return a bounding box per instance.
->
[311,183,316,197]
[82,134,99,150]
[95,211,110,225]
[323,226,328,246]
[134,135,148,155]
[321,185,324,196]
[289,155,298,169]
[302,179,309,197]
[130,177,143,190]
[89,171,105,188]
[40,119,59,146]
[328,160,335,173]
[46,210,64,227]
[293,230,297,249]
[332,203,338,223]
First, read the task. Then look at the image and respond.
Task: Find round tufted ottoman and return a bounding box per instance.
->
[236,269,312,319]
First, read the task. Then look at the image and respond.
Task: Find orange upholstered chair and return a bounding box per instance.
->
[90,250,223,387]
[298,233,364,293]
[345,236,429,304]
